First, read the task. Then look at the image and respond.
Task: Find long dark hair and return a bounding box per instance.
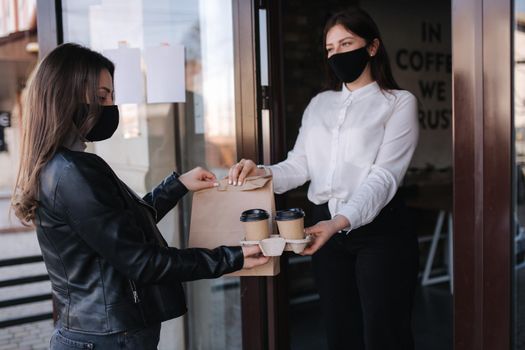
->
[12,43,114,224]
[322,8,400,91]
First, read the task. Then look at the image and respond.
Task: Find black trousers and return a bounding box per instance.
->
[311,195,419,350]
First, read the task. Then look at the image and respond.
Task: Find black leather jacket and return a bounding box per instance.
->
[35,148,243,334]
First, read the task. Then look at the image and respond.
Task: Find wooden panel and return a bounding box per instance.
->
[453,0,512,348]
[240,277,268,350]
[482,0,512,347]
[452,0,484,347]
[233,0,259,160]
[232,1,268,350]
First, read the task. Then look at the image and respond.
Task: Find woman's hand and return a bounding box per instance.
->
[242,245,270,269]
[178,167,218,192]
[228,159,266,186]
[301,215,350,255]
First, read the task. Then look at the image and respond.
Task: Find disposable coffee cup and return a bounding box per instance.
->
[240,209,270,241]
[275,208,305,240]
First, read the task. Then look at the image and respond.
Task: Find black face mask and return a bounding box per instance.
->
[327,46,370,83]
[76,104,120,142]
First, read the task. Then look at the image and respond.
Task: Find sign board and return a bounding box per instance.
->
[363,0,452,169]
[0,127,7,152]
[0,112,11,128]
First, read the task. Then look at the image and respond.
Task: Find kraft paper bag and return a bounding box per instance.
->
[188,174,280,276]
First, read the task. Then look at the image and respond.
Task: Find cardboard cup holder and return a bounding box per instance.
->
[240,234,312,256]
[284,237,313,254]
[259,236,287,256]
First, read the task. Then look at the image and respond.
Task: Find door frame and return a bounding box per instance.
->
[36,0,517,348]
[261,0,515,349]
[233,1,289,349]
[452,0,513,349]
[36,0,61,58]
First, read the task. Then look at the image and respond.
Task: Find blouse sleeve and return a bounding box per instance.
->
[336,92,419,231]
[267,98,315,194]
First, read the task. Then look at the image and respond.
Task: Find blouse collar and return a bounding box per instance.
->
[341,81,380,104]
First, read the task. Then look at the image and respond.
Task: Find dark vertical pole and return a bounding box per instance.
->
[452,0,484,347]
[232,1,268,349]
[453,0,512,348]
[36,0,63,325]
[266,0,286,164]
[265,0,290,349]
[481,0,512,347]
[233,0,259,160]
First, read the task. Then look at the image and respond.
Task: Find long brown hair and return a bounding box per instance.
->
[322,8,400,91]
[12,43,114,224]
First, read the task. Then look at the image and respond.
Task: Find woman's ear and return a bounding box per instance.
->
[368,38,380,57]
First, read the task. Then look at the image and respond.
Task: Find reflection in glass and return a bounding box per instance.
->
[62,1,240,349]
[515,1,525,349]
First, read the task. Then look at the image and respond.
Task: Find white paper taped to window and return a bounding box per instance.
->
[143,45,186,104]
[103,47,144,104]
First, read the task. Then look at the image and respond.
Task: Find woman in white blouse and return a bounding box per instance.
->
[230,8,419,350]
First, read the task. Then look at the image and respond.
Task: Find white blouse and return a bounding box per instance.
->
[267,81,419,232]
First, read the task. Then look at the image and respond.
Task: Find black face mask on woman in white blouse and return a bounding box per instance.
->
[327,46,370,83]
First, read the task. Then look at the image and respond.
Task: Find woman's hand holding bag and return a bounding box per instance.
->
[178,167,218,192]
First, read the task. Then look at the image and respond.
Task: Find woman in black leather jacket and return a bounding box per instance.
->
[11,43,268,349]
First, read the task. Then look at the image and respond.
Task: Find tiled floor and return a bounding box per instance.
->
[516,264,525,350]
[413,285,453,350]
[0,321,53,350]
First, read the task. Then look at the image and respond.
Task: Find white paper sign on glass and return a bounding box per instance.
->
[143,45,186,103]
[103,47,144,104]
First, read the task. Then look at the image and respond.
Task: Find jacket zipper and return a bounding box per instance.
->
[128,280,140,304]
[129,279,148,325]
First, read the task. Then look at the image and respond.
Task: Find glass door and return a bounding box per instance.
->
[514,0,525,348]
[60,1,243,349]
